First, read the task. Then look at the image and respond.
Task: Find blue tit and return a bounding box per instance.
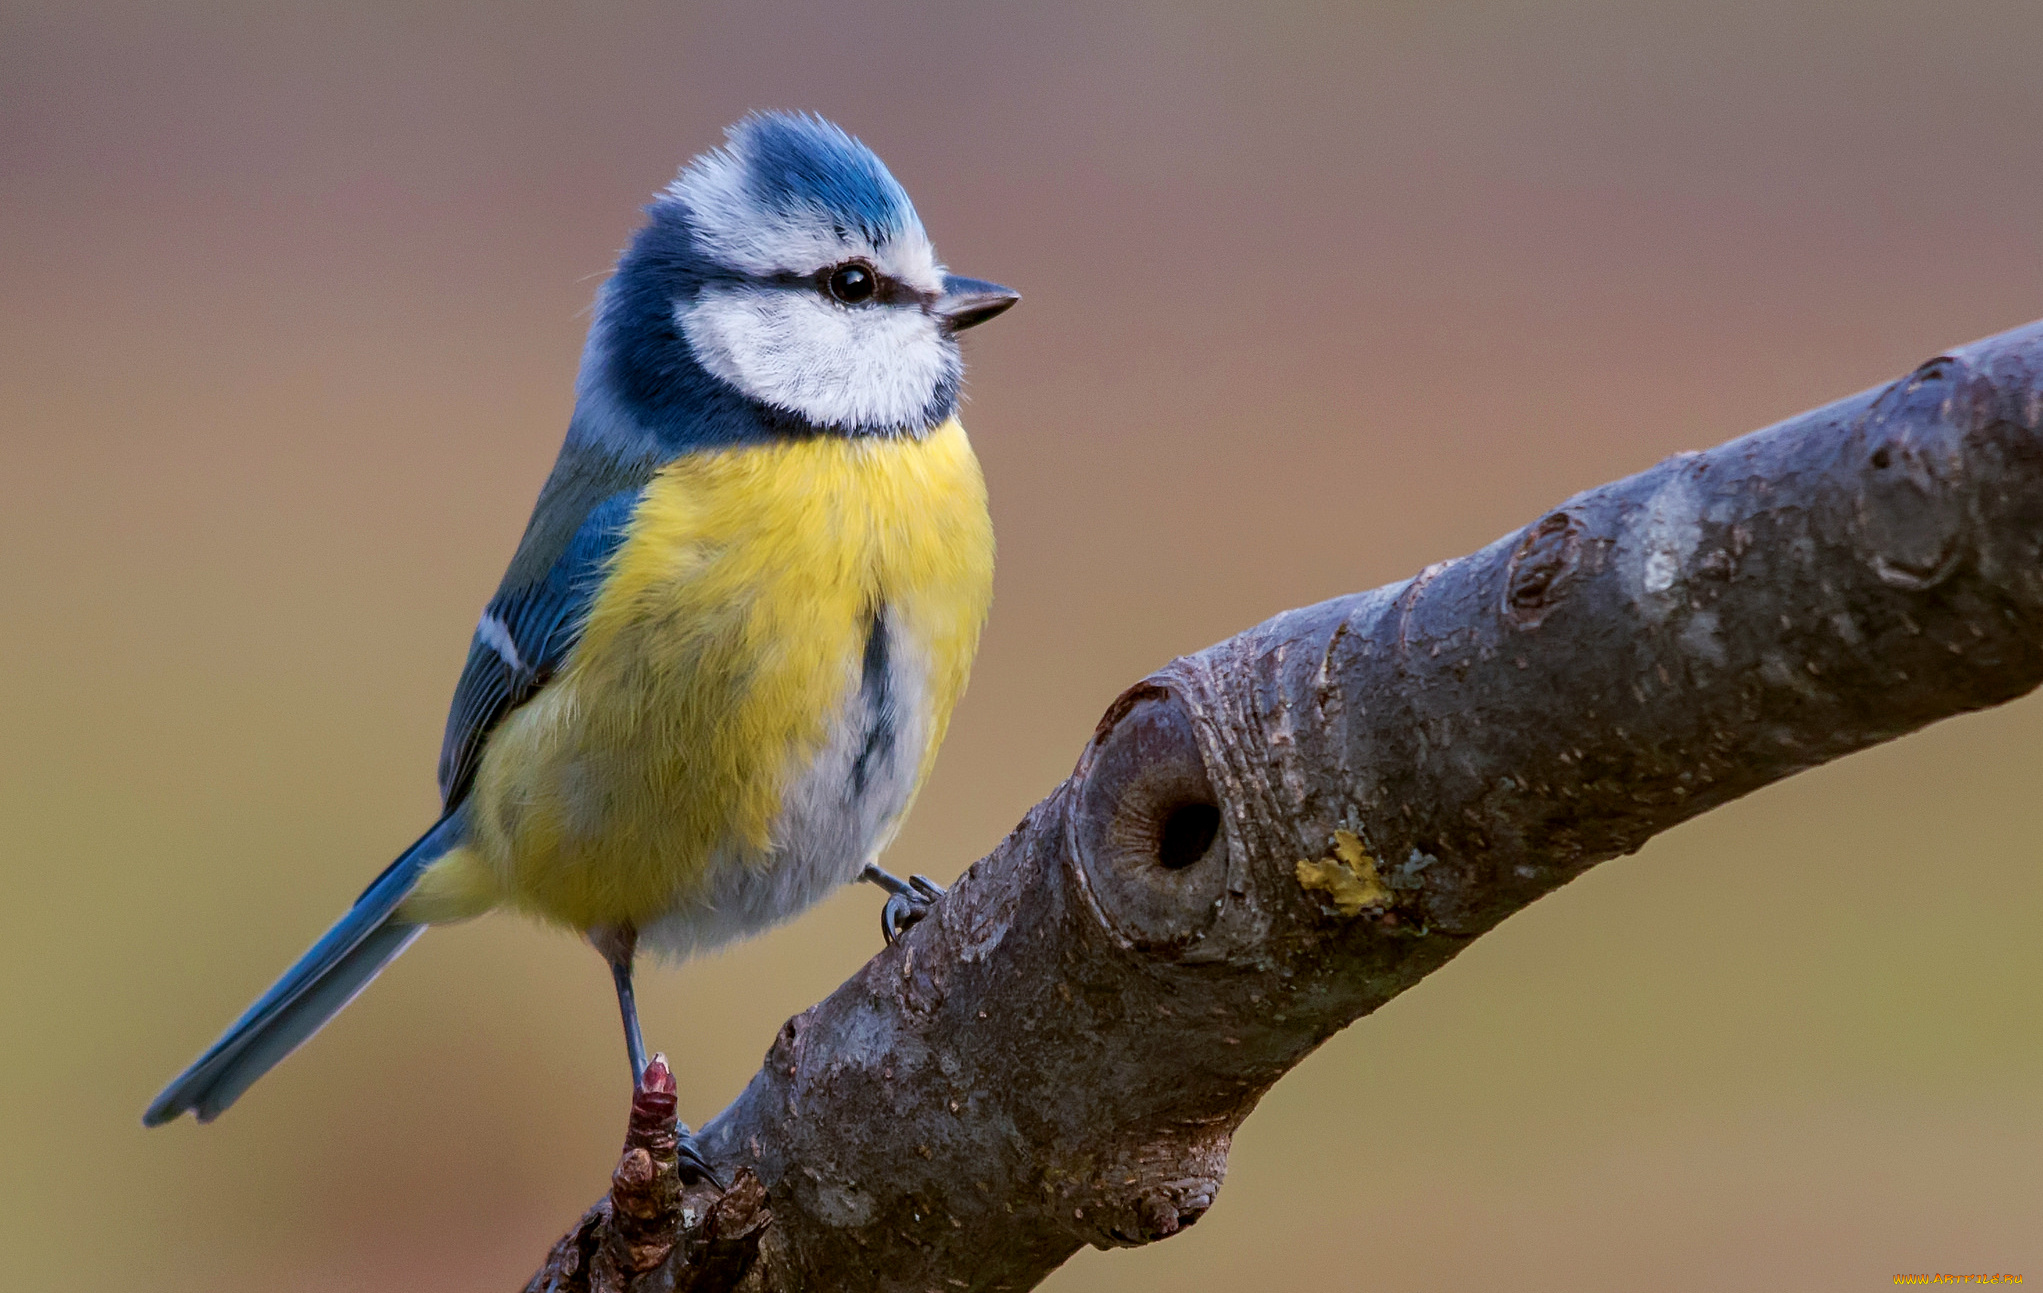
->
[144,113,1018,1171]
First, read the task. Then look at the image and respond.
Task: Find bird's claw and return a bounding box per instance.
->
[677,1126,726,1190]
[880,874,946,945]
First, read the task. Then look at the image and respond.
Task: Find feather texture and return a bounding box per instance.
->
[437,488,643,805]
[462,418,994,943]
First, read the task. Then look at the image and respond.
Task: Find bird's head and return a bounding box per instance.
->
[598,112,1018,439]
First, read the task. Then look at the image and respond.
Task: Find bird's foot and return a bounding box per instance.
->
[879,874,946,945]
[675,1125,723,1190]
[882,874,946,945]
[860,863,946,945]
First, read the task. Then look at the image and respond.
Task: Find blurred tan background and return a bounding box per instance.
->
[5,1,2042,1288]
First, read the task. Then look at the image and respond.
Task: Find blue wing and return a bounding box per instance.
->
[436,487,642,806]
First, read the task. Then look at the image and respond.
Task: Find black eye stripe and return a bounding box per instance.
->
[760,263,934,308]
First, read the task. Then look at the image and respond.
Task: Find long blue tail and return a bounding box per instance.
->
[143,810,466,1126]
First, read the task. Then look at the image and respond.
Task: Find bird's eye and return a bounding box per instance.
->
[826,262,877,304]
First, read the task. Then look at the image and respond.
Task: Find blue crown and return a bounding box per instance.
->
[723,112,919,247]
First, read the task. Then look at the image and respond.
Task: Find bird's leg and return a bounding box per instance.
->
[588,922,723,1189]
[590,922,647,1081]
[858,862,946,945]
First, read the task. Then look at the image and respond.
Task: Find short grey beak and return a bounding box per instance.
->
[934,275,1020,331]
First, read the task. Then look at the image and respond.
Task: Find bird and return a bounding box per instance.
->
[143,112,1018,1177]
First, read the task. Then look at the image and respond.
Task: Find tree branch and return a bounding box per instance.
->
[527,320,2043,1292]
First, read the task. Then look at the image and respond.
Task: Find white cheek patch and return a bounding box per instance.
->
[680,287,959,431]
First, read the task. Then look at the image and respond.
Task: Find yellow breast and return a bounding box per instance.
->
[464,418,993,931]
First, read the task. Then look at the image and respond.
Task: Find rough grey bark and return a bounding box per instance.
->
[527,320,2043,1293]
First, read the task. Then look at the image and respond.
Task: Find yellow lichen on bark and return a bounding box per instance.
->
[1293,830,1390,917]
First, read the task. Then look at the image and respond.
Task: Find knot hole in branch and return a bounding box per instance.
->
[1074,688,1231,952]
[1505,510,1585,628]
[1855,354,1974,591]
